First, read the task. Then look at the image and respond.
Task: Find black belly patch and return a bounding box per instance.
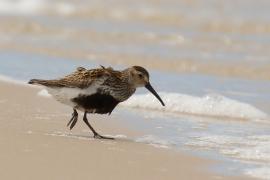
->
[72,93,120,114]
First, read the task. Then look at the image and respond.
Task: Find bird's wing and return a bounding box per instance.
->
[60,67,108,88]
[30,67,114,89]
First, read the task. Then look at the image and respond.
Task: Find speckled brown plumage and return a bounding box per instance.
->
[29,65,165,140]
[29,66,123,89]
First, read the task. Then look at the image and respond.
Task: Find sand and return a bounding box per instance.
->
[0,80,250,180]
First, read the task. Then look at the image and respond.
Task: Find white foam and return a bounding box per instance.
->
[55,2,75,15]
[45,131,92,141]
[37,89,52,98]
[245,167,270,180]
[186,135,244,149]
[0,0,45,15]
[122,92,268,121]
[135,135,174,149]
[187,134,270,179]
[110,134,127,139]
[109,9,128,21]
[188,135,270,160]
[0,0,75,16]
[222,135,270,162]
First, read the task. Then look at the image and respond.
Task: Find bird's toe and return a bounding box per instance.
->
[94,134,114,140]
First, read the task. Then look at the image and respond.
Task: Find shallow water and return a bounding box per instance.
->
[0,0,270,179]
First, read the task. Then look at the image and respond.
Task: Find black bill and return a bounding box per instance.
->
[145,83,165,106]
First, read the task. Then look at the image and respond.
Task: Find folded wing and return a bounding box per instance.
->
[28,66,112,89]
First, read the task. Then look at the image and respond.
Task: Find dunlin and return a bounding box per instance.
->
[29,66,165,139]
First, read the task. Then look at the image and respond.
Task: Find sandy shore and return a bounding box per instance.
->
[0,80,250,180]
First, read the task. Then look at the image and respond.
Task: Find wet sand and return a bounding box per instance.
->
[0,80,251,180]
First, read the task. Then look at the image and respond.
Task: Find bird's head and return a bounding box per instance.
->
[127,66,165,106]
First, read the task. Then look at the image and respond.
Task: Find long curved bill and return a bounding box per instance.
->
[145,83,165,106]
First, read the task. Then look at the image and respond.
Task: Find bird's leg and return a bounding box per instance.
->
[67,109,78,130]
[83,112,114,140]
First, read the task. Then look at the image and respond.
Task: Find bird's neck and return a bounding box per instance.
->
[121,69,132,85]
[122,68,138,88]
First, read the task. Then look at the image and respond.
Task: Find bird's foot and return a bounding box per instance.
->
[94,133,114,140]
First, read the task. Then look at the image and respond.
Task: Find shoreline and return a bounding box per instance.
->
[0,79,252,180]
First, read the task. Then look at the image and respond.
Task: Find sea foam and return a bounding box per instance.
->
[0,0,75,15]
[36,89,268,121]
[245,167,270,180]
[135,135,174,149]
[0,0,45,15]
[37,89,52,98]
[187,134,270,180]
[122,92,268,121]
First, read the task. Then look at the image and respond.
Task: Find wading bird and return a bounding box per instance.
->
[29,66,165,139]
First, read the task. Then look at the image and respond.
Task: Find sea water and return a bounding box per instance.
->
[0,0,270,179]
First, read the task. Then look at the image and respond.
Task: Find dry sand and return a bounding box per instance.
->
[0,80,251,180]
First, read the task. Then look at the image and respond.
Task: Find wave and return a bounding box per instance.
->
[0,0,45,15]
[0,0,75,16]
[246,166,270,180]
[2,73,265,121]
[122,92,268,121]
[186,134,270,179]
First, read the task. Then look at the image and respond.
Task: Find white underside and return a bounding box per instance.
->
[46,85,98,108]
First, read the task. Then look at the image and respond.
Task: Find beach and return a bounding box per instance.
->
[0,79,251,180]
[0,0,270,179]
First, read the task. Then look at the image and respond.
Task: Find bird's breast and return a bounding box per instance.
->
[71,93,120,114]
[98,85,136,102]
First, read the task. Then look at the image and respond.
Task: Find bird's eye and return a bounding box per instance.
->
[138,74,143,78]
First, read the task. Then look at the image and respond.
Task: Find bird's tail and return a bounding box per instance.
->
[28,79,50,86]
[28,79,40,84]
[28,79,63,87]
